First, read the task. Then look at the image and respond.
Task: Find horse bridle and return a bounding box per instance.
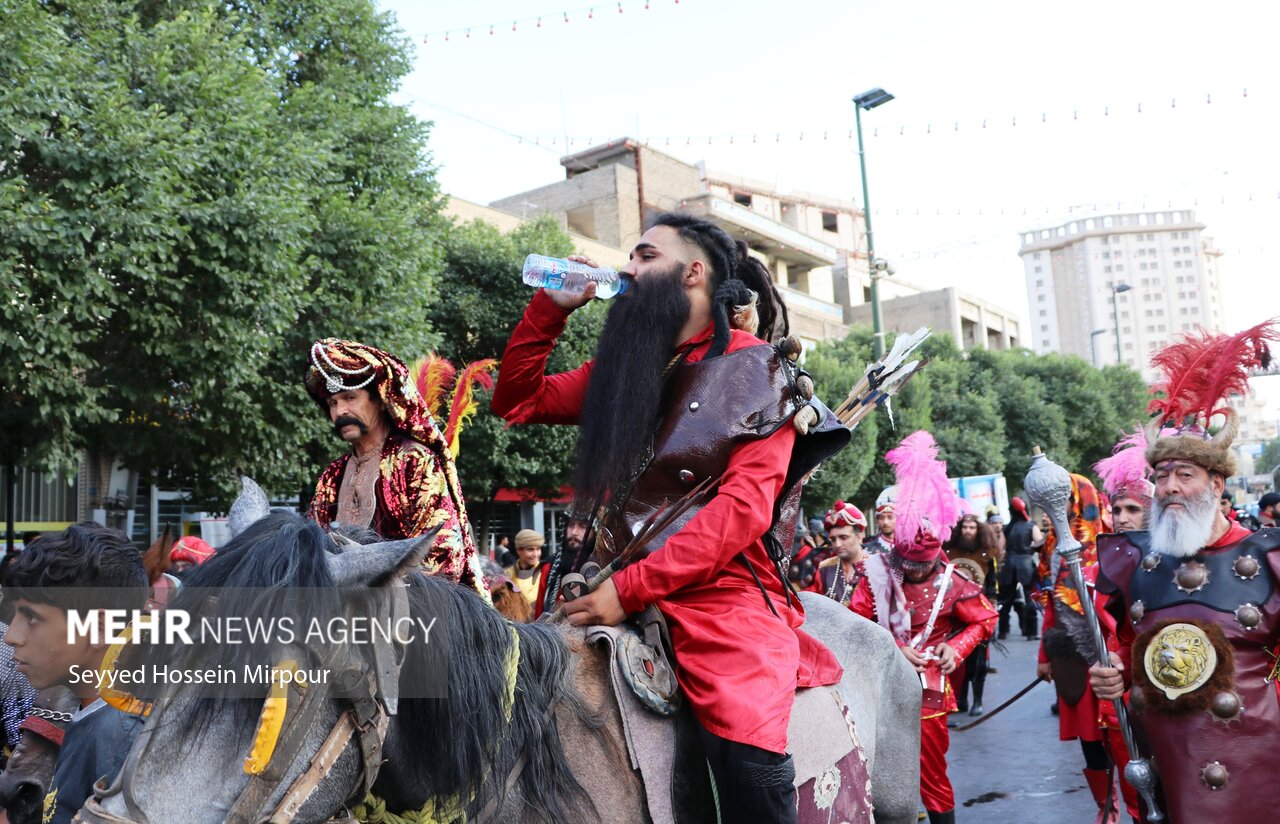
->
[77,584,410,824]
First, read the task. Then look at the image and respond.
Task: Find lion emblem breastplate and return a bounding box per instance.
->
[1144,622,1218,698]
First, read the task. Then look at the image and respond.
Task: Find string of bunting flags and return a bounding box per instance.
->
[449,88,1252,148]
[419,0,680,45]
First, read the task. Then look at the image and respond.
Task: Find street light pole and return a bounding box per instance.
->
[1089,328,1108,368]
[853,88,894,358]
[1111,283,1132,365]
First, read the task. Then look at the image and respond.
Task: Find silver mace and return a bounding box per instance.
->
[1024,447,1165,823]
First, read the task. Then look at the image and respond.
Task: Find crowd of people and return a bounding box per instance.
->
[0,211,1275,824]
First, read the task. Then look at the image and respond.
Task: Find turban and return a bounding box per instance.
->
[894,530,943,564]
[824,500,867,531]
[875,502,894,516]
[306,338,447,451]
[514,529,546,550]
[170,536,216,566]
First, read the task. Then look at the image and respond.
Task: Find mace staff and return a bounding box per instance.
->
[1023,448,1165,823]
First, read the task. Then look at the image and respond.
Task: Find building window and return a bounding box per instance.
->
[734,192,753,207]
[1120,311,1130,319]
[1125,342,1134,351]
[1140,263,1149,270]
[1104,266,1112,273]
[1116,264,1124,271]
[821,210,838,233]
[1033,252,1041,260]
[1039,309,1047,317]
[1034,266,1042,273]
[1037,295,1045,302]
[1102,251,1111,259]
[1036,279,1044,287]
[1041,324,1049,332]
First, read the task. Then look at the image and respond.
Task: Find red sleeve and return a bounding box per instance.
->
[490,289,594,425]
[1110,597,1136,684]
[848,576,876,622]
[949,590,997,665]
[1036,594,1058,664]
[611,424,797,611]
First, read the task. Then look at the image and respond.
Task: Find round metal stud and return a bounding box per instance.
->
[1233,555,1260,580]
[1209,692,1242,720]
[1200,761,1229,790]
[677,469,696,484]
[688,402,700,412]
[1130,600,1145,624]
[1174,560,1209,594]
[1141,552,1162,572]
[1234,603,1261,630]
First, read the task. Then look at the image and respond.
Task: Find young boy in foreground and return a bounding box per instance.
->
[3,522,149,824]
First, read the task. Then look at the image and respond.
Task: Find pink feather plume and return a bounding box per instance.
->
[885,431,963,544]
[1092,428,1150,497]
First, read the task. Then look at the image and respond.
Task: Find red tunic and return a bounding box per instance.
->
[849,559,997,717]
[492,290,844,753]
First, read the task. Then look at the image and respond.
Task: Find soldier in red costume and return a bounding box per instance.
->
[1089,322,1280,824]
[1033,472,1123,822]
[810,500,867,606]
[492,213,850,823]
[849,432,997,824]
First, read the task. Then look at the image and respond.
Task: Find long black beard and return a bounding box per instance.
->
[573,264,691,507]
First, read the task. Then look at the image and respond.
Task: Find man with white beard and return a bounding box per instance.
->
[1087,321,1279,824]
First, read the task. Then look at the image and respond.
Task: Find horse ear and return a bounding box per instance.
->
[325,528,436,586]
[229,477,271,537]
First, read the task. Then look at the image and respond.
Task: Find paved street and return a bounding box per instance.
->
[946,614,1104,823]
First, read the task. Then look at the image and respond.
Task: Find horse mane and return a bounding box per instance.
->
[125,512,598,821]
[387,573,599,822]
[125,512,342,723]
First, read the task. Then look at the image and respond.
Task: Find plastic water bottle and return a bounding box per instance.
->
[521,254,628,299]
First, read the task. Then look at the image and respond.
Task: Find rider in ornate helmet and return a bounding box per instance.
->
[305,338,484,598]
[1089,321,1280,823]
[850,431,997,824]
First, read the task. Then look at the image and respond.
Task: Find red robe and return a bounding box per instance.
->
[491,290,843,753]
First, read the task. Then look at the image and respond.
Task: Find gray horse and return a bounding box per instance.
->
[87,510,919,823]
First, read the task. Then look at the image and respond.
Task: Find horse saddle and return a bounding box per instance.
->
[584,625,866,824]
[617,606,682,718]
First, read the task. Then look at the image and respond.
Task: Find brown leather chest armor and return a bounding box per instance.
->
[596,342,848,578]
[1097,528,1280,823]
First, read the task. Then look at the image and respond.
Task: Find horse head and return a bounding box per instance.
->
[86,511,429,824]
[0,686,79,824]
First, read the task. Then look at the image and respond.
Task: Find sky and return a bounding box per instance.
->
[379,0,1280,416]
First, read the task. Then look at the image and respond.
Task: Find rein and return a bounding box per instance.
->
[19,706,74,747]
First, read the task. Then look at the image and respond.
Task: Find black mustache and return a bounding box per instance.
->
[333,415,369,436]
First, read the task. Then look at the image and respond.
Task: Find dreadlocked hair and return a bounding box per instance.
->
[649,213,789,358]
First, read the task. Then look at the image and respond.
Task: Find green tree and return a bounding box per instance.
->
[1,0,441,502]
[1258,437,1280,477]
[426,217,606,546]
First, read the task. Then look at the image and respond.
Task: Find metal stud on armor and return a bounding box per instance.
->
[1209,691,1243,721]
[1141,551,1162,572]
[1130,600,1145,624]
[1234,603,1261,630]
[1201,761,1229,790]
[1173,559,1210,594]
[1233,555,1260,580]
